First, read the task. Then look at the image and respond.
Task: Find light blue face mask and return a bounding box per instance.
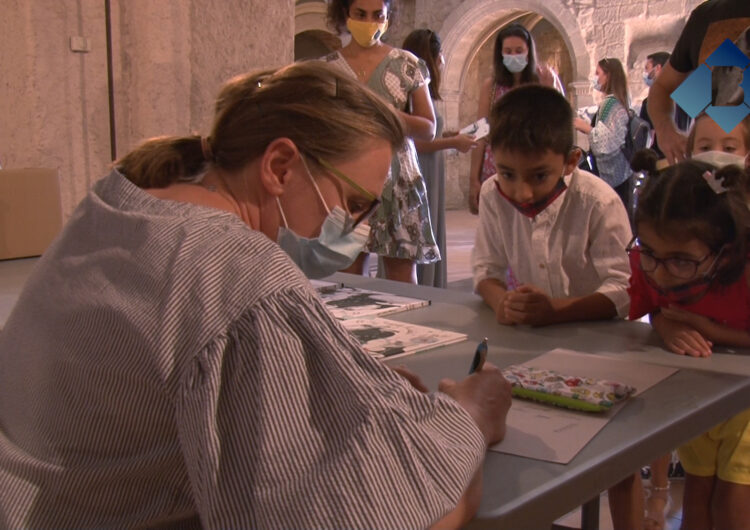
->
[503,53,528,73]
[591,77,602,92]
[643,70,654,87]
[276,160,371,279]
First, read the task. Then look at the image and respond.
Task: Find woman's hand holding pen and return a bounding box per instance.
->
[438,363,512,446]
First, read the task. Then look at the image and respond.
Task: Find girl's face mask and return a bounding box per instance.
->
[346,18,388,48]
[691,150,747,170]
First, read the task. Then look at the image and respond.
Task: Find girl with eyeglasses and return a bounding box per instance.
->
[626,159,750,530]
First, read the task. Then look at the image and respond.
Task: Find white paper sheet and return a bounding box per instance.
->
[489,349,678,464]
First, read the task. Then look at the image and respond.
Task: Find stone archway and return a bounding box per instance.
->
[295,1,329,35]
[438,0,591,129]
[435,0,591,207]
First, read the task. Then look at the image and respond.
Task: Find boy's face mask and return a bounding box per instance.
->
[346,18,388,48]
[691,150,746,170]
[494,173,568,218]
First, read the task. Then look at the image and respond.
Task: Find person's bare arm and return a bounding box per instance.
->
[401,82,436,141]
[659,307,750,350]
[430,363,512,528]
[414,133,478,154]
[468,78,494,214]
[503,285,617,326]
[647,63,690,164]
[477,277,514,325]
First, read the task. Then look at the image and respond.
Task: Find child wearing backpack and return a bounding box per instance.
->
[574,58,635,213]
[628,159,750,530]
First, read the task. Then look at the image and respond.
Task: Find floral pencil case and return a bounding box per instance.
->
[501,365,637,412]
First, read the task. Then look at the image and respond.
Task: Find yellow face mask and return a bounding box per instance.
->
[346,18,388,48]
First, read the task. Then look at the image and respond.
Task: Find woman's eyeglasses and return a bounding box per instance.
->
[625,237,718,280]
[315,157,382,233]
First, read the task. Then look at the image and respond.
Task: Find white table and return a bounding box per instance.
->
[330,273,750,530]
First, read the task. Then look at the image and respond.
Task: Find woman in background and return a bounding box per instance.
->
[403,29,478,288]
[574,57,634,212]
[324,0,440,283]
[468,23,564,213]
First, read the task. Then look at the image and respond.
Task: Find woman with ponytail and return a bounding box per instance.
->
[0,61,511,529]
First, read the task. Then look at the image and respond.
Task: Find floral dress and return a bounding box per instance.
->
[323,49,440,264]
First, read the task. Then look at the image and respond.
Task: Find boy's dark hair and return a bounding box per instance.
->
[489,84,574,156]
[634,160,750,285]
[646,52,670,68]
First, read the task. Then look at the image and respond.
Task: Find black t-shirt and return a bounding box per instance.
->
[670,0,750,73]
[640,97,692,158]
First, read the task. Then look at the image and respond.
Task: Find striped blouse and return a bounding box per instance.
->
[0,171,485,529]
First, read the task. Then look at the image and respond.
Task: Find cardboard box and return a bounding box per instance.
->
[0,168,63,260]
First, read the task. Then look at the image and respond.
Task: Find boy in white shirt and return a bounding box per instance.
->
[473,84,632,326]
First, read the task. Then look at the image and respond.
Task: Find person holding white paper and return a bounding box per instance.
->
[403,28,478,288]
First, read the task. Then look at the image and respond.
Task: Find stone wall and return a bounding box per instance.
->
[1,0,295,220]
[1,0,700,220]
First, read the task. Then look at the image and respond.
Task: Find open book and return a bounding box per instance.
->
[320,286,429,320]
[341,317,467,360]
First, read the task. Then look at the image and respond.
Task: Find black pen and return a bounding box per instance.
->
[469,338,488,374]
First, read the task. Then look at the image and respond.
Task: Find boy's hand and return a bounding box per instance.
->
[652,312,713,357]
[494,291,515,325]
[503,285,557,326]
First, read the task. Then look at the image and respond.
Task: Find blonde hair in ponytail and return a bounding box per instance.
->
[117,61,405,188]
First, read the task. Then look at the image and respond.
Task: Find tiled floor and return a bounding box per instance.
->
[0,208,685,529]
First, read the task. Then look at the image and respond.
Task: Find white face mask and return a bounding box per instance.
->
[503,53,528,73]
[691,150,747,170]
[591,77,602,92]
[276,158,371,279]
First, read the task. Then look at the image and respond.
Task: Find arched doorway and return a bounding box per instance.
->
[294,1,341,61]
[437,0,591,207]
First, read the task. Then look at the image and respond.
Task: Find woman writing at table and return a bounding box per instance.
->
[0,62,512,528]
